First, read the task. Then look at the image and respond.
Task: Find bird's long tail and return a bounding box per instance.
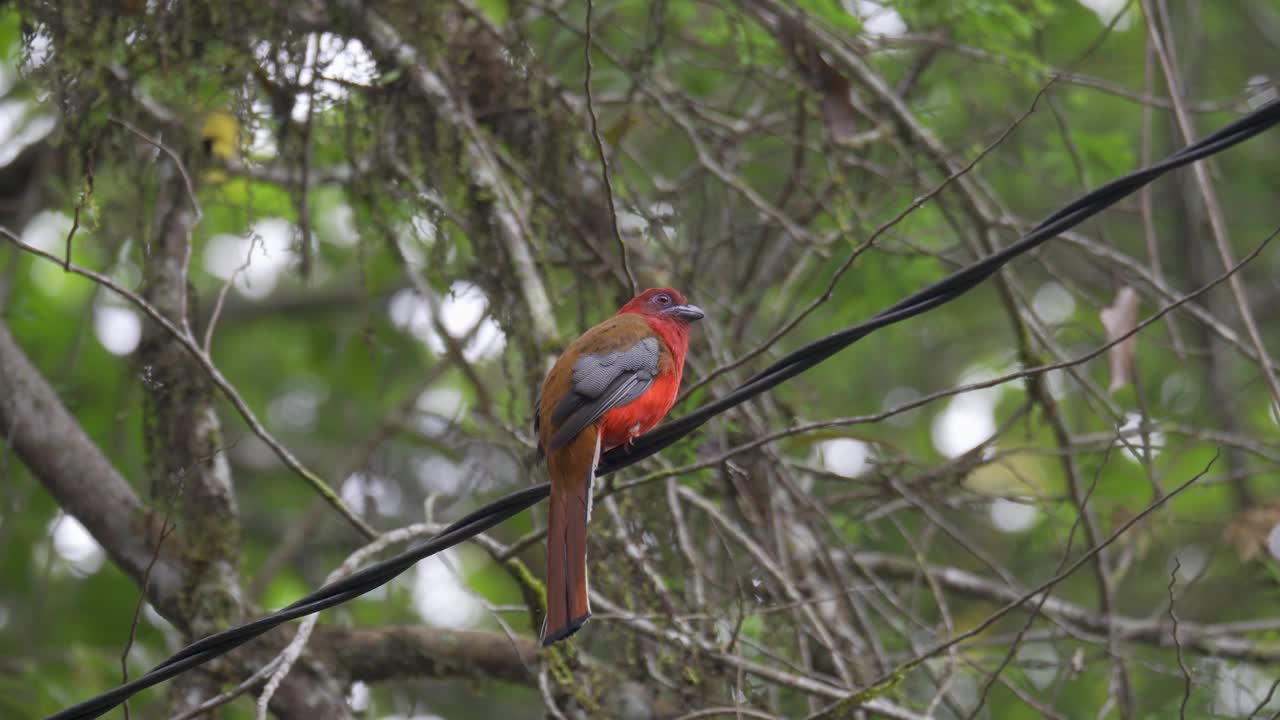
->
[542,431,599,646]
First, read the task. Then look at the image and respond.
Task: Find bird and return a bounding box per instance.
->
[535,287,704,645]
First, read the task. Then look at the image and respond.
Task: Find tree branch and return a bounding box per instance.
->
[849,549,1280,663]
[0,321,187,624]
[315,626,539,686]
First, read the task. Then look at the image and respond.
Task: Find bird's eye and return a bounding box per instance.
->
[654,293,672,306]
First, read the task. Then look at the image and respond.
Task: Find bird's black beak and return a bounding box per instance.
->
[665,304,705,322]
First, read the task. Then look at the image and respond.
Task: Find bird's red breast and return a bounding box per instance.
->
[597,367,680,449]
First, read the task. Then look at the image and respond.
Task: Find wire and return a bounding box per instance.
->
[48,99,1280,720]
[47,486,547,719]
[597,99,1280,474]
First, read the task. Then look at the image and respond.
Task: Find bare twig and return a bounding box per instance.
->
[203,232,266,353]
[1168,556,1192,719]
[1141,0,1280,413]
[679,66,1057,402]
[0,228,378,540]
[584,0,639,297]
[167,658,284,720]
[256,523,438,717]
[807,454,1219,719]
[109,116,203,227]
[119,506,176,720]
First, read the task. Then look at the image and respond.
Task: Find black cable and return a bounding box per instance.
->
[47,485,549,720]
[48,99,1280,720]
[598,99,1280,474]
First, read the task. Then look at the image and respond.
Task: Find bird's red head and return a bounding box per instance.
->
[616,287,705,324]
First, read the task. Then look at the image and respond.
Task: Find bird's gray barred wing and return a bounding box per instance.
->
[547,336,660,451]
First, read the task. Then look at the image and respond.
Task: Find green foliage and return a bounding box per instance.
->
[897,0,1057,54]
[4,0,1280,718]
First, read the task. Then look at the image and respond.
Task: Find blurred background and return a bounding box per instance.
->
[1,0,1279,718]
